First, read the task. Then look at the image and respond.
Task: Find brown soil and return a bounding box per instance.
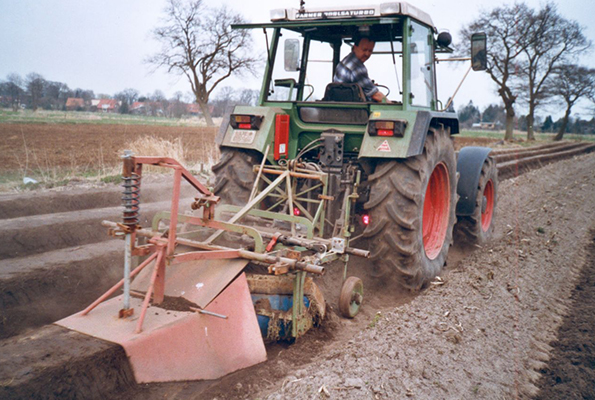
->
[534,231,595,399]
[0,123,217,173]
[0,325,136,399]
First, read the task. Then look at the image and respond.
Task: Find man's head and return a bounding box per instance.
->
[353,37,375,63]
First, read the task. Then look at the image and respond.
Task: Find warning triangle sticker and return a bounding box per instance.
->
[376,140,391,152]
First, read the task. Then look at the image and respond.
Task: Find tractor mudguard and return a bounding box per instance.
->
[360,110,459,159]
[406,111,460,157]
[456,146,493,216]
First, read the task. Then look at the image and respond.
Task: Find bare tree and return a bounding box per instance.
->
[44,81,71,110]
[26,73,46,111]
[460,4,532,140]
[148,0,258,126]
[169,91,187,118]
[238,88,259,106]
[518,3,590,140]
[550,64,595,140]
[115,88,140,105]
[2,73,25,111]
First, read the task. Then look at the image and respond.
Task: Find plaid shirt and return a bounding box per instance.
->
[333,51,378,101]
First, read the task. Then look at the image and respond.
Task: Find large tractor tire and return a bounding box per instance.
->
[212,148,261,205]
[363,127,457,290]
[454,156,498,244]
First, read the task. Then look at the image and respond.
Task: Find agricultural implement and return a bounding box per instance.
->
[58,1,498,384]
[57,150,369,382]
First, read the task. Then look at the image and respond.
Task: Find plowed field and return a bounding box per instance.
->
[0,123,218,173]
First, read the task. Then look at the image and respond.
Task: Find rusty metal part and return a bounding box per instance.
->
[281,248,306,260]
[122,151,141,230]
[268,262,290,275]
[257,167,323,181]
[338,276,364,319]
[119,308,134,318]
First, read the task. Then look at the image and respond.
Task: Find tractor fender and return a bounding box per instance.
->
[360,110,459,159]
[456,146,493,216]
[406,111,460,157]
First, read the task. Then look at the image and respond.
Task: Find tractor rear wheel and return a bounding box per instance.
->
[363,127,457,290]
[212,148,261,206]
[454,156,498,244]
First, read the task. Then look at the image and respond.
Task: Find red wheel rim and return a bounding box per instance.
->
[481,179,494,232]
[422,162,450,260]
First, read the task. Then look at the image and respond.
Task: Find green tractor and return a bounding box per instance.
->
[213,2,497,290]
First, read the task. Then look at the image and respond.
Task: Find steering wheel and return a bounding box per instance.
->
[376,84,390,97]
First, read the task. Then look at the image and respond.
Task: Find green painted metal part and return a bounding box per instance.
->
[151,211,265,253]
[292,271,312,338]
[216,205,316,239]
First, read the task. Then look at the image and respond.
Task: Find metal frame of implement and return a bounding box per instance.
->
[85,152,368,337]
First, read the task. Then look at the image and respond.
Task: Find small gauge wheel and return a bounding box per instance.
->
[339,277,363,318]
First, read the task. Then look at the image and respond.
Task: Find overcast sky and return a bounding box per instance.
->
[1,0,594,117]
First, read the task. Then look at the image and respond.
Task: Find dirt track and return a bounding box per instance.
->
[0,139,594,399]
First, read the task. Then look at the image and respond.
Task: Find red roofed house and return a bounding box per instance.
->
[130,101,146,115]
[186,103,214,116]
[95,99,121,113]
[65,98,85,111]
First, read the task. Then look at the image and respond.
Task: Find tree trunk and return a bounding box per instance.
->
[526,104,536,141]
[526,114,535,140]
[554,107,571,141]
[504,103,515,141]
[197,100,214,127]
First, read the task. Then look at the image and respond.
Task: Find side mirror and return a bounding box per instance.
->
[284,39,300,72]
[471,33,487,71]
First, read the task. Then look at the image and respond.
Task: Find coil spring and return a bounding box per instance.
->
[122,173,140,227]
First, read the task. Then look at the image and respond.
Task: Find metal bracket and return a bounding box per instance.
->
[331,237,346,254]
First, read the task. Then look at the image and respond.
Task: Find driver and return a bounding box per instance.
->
[333,35,389,103]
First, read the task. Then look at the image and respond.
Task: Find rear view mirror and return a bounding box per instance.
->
[284,39,300,72]
[471,33,487,71]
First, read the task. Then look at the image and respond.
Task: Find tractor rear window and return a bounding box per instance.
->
[298,107,369,125]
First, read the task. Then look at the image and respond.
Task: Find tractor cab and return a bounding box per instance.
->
[222,3,478,163]
[235,3,449,110]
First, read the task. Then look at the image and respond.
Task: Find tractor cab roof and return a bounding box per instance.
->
[232,2,437,43]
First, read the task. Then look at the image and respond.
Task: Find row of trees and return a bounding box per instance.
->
[459,101,595,135]
[0,72,94,112]
[460,2,595,140]
[0,71,260,118]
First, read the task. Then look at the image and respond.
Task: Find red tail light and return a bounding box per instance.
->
[230,114,263,130]
[274,114,290,160]
[368,120,407,137]
[362,214,370,225]
[293,207,300,216]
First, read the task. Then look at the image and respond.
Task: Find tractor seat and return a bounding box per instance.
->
[322,83,367,102]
